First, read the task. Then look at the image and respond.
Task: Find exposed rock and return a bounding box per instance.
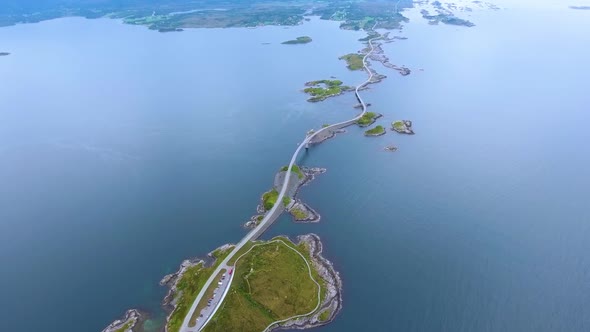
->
[102,309,145,332]
[392,120,415,135]
[288,200,320,222]
[384,145,398,152]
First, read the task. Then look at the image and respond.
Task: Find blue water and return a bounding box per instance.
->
[1,1,589,331]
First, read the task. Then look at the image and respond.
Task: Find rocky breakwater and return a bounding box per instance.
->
[269,234,343,331]
[392,120,415,135]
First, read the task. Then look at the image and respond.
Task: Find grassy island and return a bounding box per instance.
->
[280,164,304,180]
[339,53,364,70]
[202,237,324,332]
[364,125,385,136]
[303,79,351,102]
[166,247,233,332]
[282,36,312,44]
[357,112,380,127]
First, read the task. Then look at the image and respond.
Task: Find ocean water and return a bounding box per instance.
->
[1,1,589,331]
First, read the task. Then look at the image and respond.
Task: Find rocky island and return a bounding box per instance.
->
[303,79,352,102]
[245,165,323,228]
[282,36,312,44]
[103,235,341,332]
[0,52,10,56]
[392,120,415,134]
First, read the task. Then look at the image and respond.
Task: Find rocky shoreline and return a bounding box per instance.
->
[268,233,343,331]
[102,309,145,332]
[245,166,325,228]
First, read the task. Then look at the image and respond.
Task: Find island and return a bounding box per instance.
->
[105,234,342,332]
[303,79,352,102]
[282,36,312,44]
[384,145,398,152]
[364,125,386,136]
[0,52,9,56]
[420,9,475,27]
[339,53,364,70]
[357,112,382,127]
[392,120,415,134]
[245,165,323,228]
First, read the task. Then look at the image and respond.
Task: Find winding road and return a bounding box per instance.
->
[179,27,380,332]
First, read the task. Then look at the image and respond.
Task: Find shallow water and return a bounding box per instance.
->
[1,1,589,331]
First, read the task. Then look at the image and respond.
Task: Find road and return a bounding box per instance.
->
[179,28,380,332]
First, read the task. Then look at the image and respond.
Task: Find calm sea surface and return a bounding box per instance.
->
[1,1,589,331]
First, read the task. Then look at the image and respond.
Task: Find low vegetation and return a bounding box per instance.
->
[357,112,379,126]
[290,207,307,219]
[262,189,279,210]
[167,248,233,332]
[280,164,304,180]
[303,80,350,102]
[283,196,292,207]
[392,120,405,131]
[364,125,385,136]
[282,36,312,44]
[319,308,331,322]
[114,322,132,332]
[202,238,323,332]
[339,53,364,70]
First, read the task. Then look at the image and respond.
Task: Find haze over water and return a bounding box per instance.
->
[1,1,589,331]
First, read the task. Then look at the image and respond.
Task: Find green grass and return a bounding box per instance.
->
[319,308,331,322]
[256,215,264,221]
[392,120,405,130]
[227,241,256,266]
[303,80,349,102]
[364,125,385,136]
[322,124,330,128]
[114,322,132,332]
[282,36,312,44]
[262,189,279,211]
[357,112,378,126]
[290,207,307,219]
[280,164,304,180]
[339,53,364,70]
[282,196,291,207]
[202,238,323,332]
[166,248,233,332]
